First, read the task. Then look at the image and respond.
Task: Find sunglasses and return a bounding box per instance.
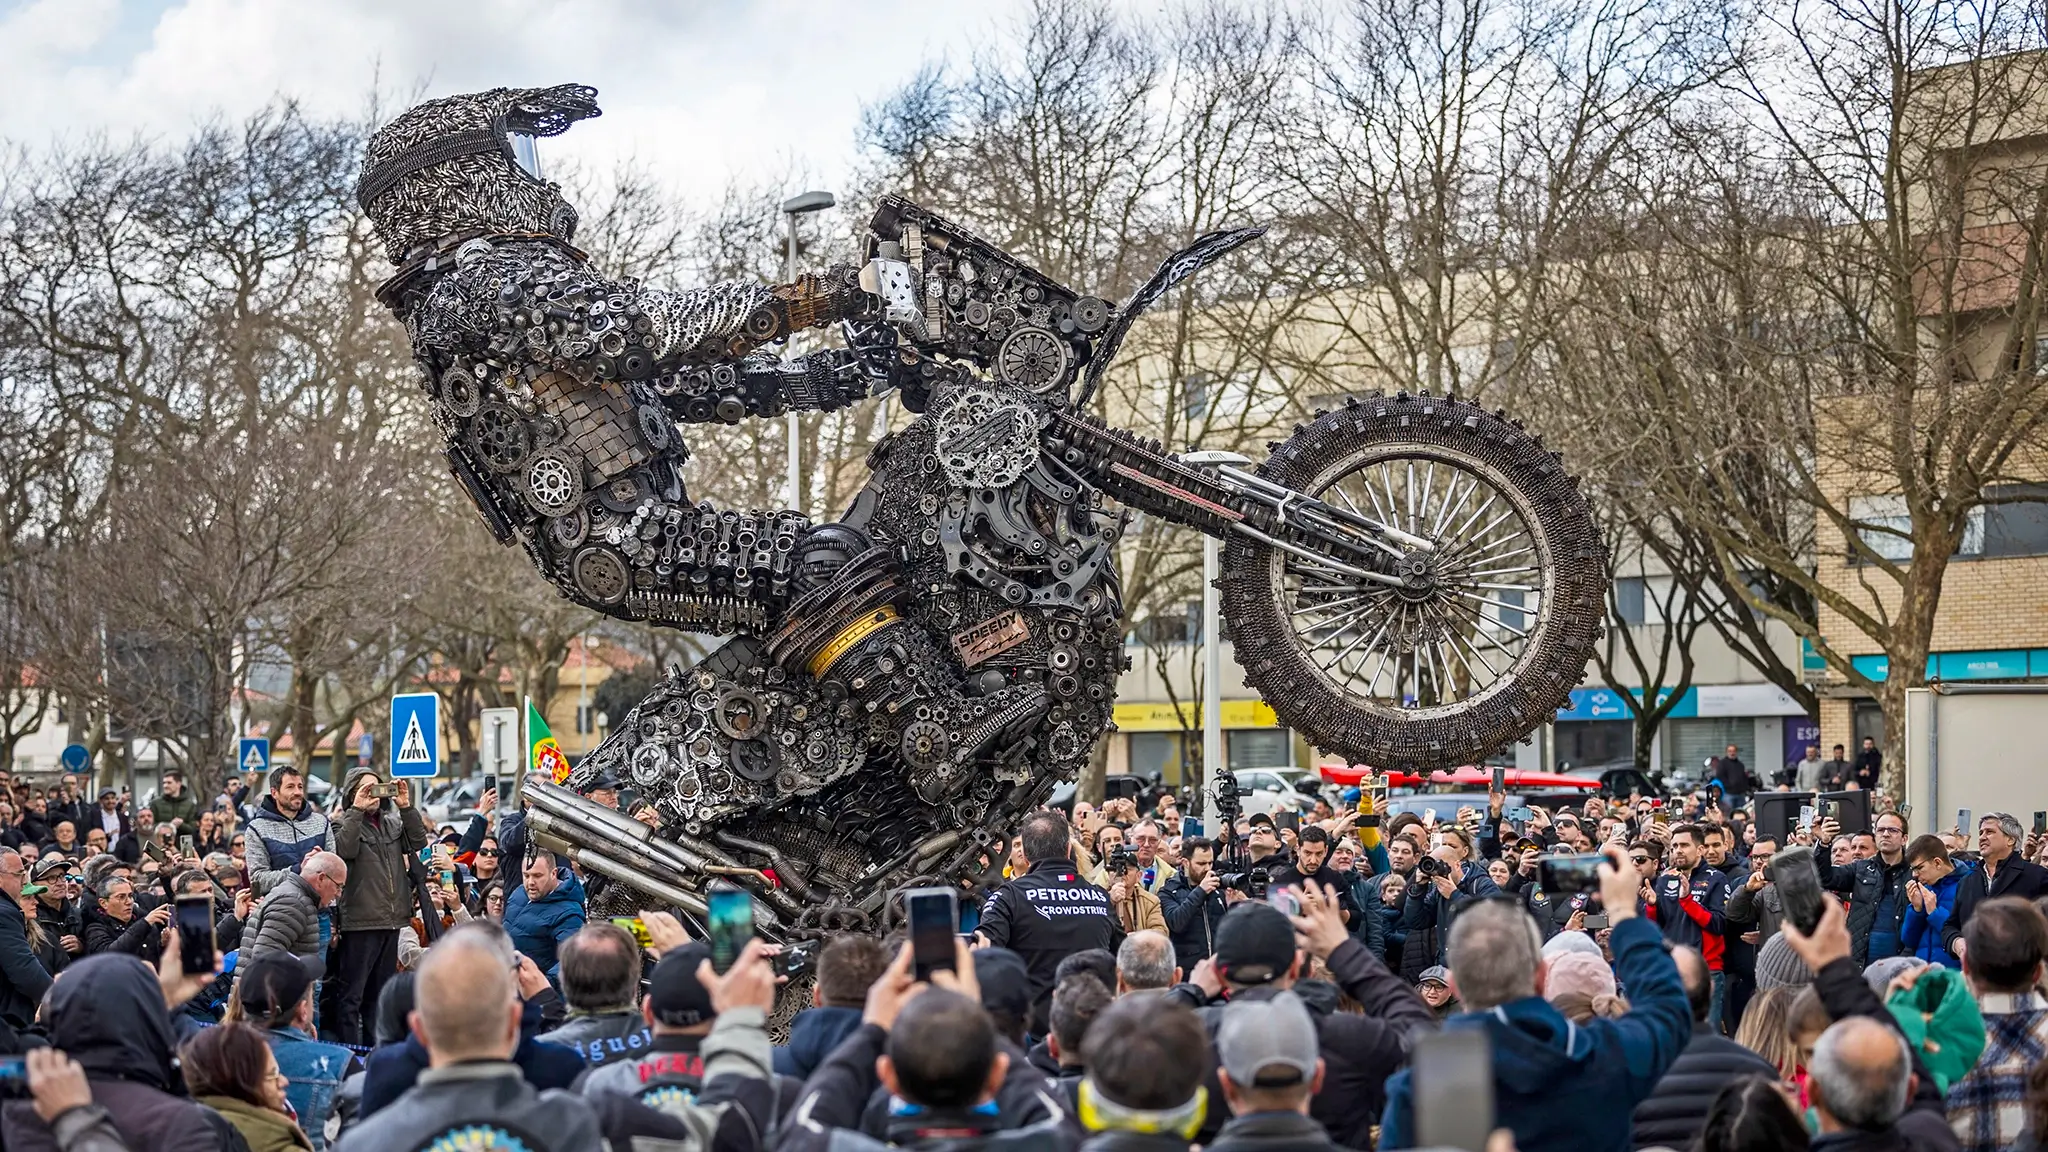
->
[1629,855,1651,866]
[478,849,503,857]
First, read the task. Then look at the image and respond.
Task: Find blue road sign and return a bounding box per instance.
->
[59,744,88,773]
[238,738,270,776]
[389,693,440,779]
[358,732,373,765]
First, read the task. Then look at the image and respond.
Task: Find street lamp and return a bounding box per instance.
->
[781,191,836,515]
[1183,450,1252,823]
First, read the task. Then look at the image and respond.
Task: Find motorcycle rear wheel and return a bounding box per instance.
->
[1221,391,1606,771]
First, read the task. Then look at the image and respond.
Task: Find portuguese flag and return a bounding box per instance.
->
[528,698,571,784]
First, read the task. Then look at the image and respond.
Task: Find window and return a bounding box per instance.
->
[1614,577,1647,626]
[1493,589,1527,633]
[1848,494,1984,561]
[1184,373,1210,420]
[1128,602,1199,647]
[575,704,595,735]
[1981,484,2048,558]
[1230,731,1294,773]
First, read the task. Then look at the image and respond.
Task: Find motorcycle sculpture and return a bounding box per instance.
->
[358,85,1606,938]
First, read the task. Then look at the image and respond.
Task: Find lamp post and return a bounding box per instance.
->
[780,190,836,514]
[1182,451,1252,822]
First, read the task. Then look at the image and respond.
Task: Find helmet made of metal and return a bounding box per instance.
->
[357,83,599,262]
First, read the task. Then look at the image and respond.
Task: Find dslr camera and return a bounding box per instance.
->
[1414,855,1452,879]
[1220,866,1271,899]
[1105,846,1139,877]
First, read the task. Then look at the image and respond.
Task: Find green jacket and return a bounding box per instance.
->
[332,768,430,932]
[148,789,200,830]
[199,1095,312,1152]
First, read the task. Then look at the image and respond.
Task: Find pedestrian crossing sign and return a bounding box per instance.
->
[389,693,440,779]
[238,738,269,776]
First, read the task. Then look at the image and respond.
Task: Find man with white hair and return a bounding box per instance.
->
[1379,846,1691,1152]
[241,851,347,963]
[1116,930,1179,994]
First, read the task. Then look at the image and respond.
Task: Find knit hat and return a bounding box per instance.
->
[1755,933,1813,990]
[1882,965,1986,1094]
[1541,931,1604,962]
[1544,951,1617,1003]
[1863,955,1926,996]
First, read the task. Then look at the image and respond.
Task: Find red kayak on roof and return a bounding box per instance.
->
[1317,763,1603,790]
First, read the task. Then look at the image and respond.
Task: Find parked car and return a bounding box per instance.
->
[422,777,488,827]
[1231,768,1320,818]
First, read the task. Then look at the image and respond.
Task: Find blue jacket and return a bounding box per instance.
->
[772,1005,864,1080]
[503,869,586,977]
[1402,860,1501,967]
[1381,916,1692,1152]
[1900,860,1971,969]
[265,1026,356,1151]
[357,994,583,1119]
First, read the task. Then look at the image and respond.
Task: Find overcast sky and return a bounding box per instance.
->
[0,0,1058,211]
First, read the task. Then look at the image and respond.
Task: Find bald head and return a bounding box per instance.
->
[412,934,520,1066]
[1809,1016,1910,1132]
[302,852,345,882]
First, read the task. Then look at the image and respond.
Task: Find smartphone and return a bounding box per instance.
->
[1413,1028,1495,1151]
[611,916,653,950]
[1771,846,1826,937]
[1959,809,1973,833]
[1491,767,1506,792]
[1584,912,1610,932]
[1182,816,1202,839]
[174,893,215,977]
[775,939,818,982]
[1276,811,1300,833]
[1504,806,1534,824]
[1652,810,1669,826]
[0,1055,22,1099]
[369,782,400,800]
[178,836,196,859]
[2036,812,2047,836]
[1537,853,1605,896]
[1899,803,1912,819]
[1799,805,1816,834]
[482,773,498,801]
[905,887,959,982]
[1268,886,1302,917]
[705,880,754,974]
[438,869,456,889]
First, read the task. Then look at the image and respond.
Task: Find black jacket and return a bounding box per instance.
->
[1170,937,1434,1149]
[1205,1111,1345,1152]
[0,898,51,1030]
[1940,855,2048,957]
[1080,1133,1193,1152]
[81,905,163,966]
[1158,872,1227,965]
[978,859,1122,1022]
[1630,1023,1780,1149]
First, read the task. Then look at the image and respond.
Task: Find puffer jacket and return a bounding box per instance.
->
[1629,1023,1781,1149]
[503,868,587,976]
[332,767,430,933]
[243,872,324,962]
[244,793,334,896]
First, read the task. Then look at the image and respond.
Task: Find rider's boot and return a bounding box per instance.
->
[766,525,1048,804]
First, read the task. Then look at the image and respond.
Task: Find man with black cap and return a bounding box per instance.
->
[1166,882,1433,1149]
[574,936,789,1150]
[978,810,1121,1026]
[1209,992,1344,1152]
[235,951,361,1149]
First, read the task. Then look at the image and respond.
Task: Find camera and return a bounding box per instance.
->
[1220,867,1270,899]
[1105,847,1139,876]
[1414,855,1451,879]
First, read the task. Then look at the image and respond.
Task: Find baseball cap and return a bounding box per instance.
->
[1212,902,1297,985]
[973,947,1031,1024]
[18,883,44,897]
[1246,813,1276,829]
[237,952,320,1018]
[646,944,717,1027]
[1217,990,1319,1087]
[30,858,68,882]
[1418,965,1452,988]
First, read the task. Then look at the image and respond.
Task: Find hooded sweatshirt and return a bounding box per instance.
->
[1380,916,1692,1152]
[332,767,430,933]
[0,954,229,1152]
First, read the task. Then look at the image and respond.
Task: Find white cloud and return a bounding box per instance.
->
[0,0,1023,209]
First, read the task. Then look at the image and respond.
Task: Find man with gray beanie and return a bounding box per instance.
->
[1208,993,1344,1152]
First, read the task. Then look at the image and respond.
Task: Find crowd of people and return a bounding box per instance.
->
[0,759,2043,1152]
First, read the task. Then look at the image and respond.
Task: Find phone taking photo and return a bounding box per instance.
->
[174,893,215,977]
[1413,1028,1495,1151]
[705,880,754,974]
[1770,845,1826,937]
[905,887,959,982]
[1537,852,1605,897]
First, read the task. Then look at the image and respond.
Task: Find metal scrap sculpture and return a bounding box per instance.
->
[359,84,1607,936]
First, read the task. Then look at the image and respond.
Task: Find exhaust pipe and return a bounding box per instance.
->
[528,829,710,917]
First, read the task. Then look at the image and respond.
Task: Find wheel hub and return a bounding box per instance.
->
[1394,554,1438,601]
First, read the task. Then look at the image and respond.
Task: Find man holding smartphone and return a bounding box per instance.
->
[331,768,430,1047]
